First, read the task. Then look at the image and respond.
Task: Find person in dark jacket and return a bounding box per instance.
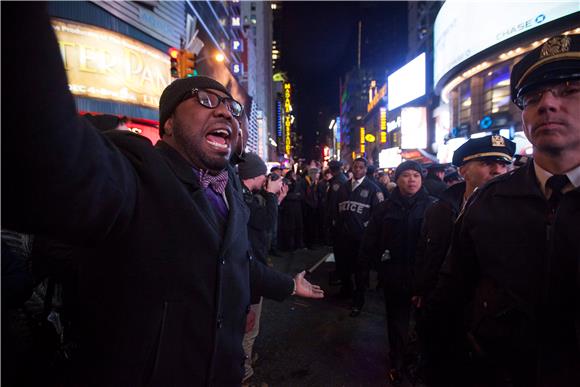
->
[303,167,320,248]
[423,164,448,199]
[355,160,435,384]
[324,160,348,247]
[334,158,384,300]
[3,5,324,385]
[429,35,580,387]
[238,152,286,383]
[278,170,305,251]
[413,135,514,385]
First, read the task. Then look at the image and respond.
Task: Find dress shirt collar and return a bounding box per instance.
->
[351,176,365,189]
[534,160,580,198]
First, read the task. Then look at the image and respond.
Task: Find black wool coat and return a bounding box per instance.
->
[357,188,435,295]
[414,182,466,298]
[431,161,580,386]
[3,5,293,385]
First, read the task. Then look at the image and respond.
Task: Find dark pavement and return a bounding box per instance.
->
[247,246,409,387]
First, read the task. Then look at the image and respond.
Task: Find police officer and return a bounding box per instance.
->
[413,135,514,385]
[430,35,580,386]
[355,160,434,384]
[334,157,384,299]
[325,160,348,286]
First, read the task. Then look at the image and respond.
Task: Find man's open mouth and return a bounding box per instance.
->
[206,128,231,150]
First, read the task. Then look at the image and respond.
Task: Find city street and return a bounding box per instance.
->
[248,247,398,387]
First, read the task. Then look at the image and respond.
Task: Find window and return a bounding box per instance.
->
[482,63,511,115]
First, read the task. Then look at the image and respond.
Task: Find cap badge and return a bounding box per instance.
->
[491,135,506,147]
[540,36,570,58]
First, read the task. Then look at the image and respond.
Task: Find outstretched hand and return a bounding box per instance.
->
[293,271,324,299]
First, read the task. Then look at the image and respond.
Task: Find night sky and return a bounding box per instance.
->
[277,1,409,161]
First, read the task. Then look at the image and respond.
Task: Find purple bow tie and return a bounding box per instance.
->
[199,170,228,194]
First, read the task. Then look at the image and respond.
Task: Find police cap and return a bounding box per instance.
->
[452,135,515,167]
[511,34,580,109]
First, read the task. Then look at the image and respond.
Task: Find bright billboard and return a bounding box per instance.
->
[434,2,579,86]
[387,53,426,111]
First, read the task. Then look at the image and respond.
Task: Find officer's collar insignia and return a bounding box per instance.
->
[491,135,506,147]
[360,189,369,198]
[540,36,570,58]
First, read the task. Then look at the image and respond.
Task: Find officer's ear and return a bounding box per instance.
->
[458,164,468,177]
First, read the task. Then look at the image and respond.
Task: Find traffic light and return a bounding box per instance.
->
[169,47,180,78]
[180,50,195,78]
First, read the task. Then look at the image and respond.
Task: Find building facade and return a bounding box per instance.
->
[433,3,579,162]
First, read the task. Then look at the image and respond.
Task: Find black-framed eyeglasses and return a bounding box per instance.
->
[517,80,580,109]
[183,88,244,117]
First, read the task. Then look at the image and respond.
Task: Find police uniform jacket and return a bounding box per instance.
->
[335,177,384,241]
[414,182,466,298]
[357,188,435,294]
[432,161,580,385]
[3,6,294,385]
[325,173,348,230]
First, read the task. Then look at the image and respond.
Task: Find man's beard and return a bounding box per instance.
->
[172,118,229,174]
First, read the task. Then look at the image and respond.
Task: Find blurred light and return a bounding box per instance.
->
[169,47,179,59]
[470,131,491,139]
[215,53,225,62]
[271,3,277,9]
[329,119,336,130]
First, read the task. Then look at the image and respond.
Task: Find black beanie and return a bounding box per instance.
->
[238,152,267,180]
[158,76,231,136]
[394,160,424,181]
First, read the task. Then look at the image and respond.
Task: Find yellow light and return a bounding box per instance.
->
[215,53,225,62]
[169,48,179,59]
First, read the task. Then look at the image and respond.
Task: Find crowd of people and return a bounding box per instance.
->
[2,3,579,387]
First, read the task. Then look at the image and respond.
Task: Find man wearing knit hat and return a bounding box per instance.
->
[355,159,435,384]
[238,152,287,383]
[3,4,324,385]
[413,135,513,385]
[430,34,580,386]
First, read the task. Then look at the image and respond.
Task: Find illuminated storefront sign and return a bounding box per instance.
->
[360,127,365,153]
[387,115,402,132]
[367,84,387,112]
[401,107,427,149]
[434,2,578,86]
[52,19,171,109]
[335,117,341,159]
[276,100,283,140]
[388,53,426,110]
[380,107,387,143]
[379,147,402,169]
[257,111,265,158]
[284,83,292,155]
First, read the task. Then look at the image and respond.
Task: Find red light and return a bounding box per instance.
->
[169,47,179,59]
